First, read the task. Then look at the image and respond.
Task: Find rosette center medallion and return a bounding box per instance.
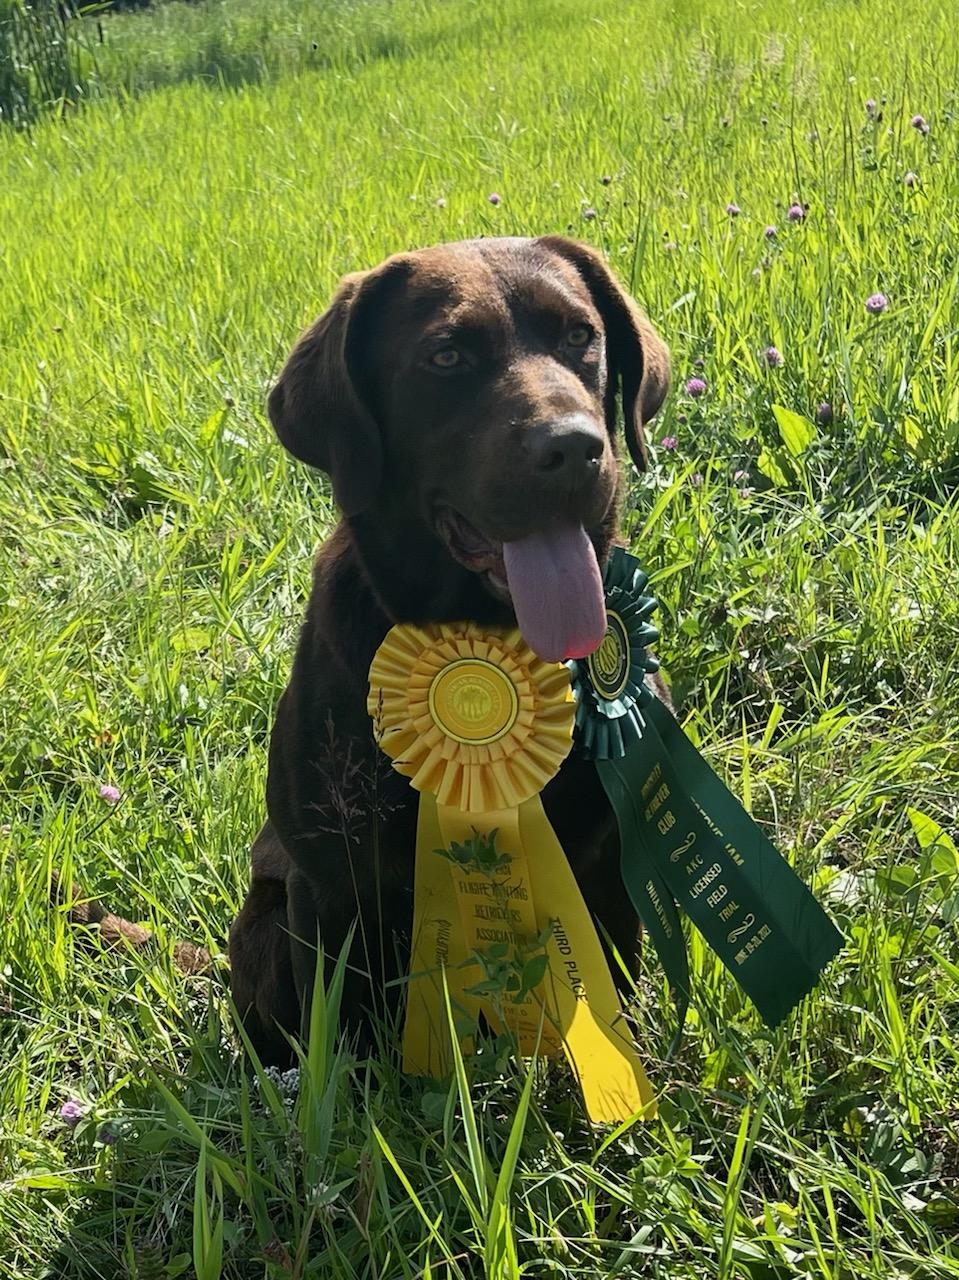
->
[586,610,631,701]
[428,659,519,745]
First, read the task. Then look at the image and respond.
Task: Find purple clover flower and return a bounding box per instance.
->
[487,192,501,206]
[764,224,777,238]
[817,402,834,425]
[726,202,742,216]
[764,345,784,368]
[685,377,707,398]
[99,784,120,805]
[865,292,888,314]
[660,436,678,451]
[911,114,929,134]
[61,1099,86,1127]
[787,202,805,222]
[865,98,877,115]
[690,472,704,488]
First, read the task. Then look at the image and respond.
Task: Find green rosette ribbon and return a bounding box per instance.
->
[573,551,660,759]
[569,547,843,1042]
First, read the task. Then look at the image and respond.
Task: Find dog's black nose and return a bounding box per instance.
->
[529,415,606,479]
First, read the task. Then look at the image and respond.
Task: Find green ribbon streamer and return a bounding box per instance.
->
[596,754,691,1050]
[605,698,843,1029]
[570,546,843,1037]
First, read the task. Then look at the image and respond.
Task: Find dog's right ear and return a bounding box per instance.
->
[268,265,402,517]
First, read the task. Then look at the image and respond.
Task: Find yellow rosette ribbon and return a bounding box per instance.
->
[367,623,655,1124]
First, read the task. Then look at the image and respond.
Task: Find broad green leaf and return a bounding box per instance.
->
[772,404,816,458]
[756,445,793,487]
[908,807,959,896]
[171,627,214,654]
[907,807,959,860]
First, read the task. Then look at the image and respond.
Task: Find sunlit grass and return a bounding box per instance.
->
[2,0,959,1275]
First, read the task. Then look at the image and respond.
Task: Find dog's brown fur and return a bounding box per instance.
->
[227,236,670,1062]
[56,238,669,1059]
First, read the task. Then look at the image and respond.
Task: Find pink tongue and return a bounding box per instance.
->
[502,525,607,663]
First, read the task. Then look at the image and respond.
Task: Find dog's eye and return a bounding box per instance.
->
[566,325,593,348]
[430,348,462,369]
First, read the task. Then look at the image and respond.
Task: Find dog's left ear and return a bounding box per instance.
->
[537,236,670,471]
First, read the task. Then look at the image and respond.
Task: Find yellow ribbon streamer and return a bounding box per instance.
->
[369,623,655,1123]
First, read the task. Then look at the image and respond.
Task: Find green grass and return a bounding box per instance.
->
[2,0,959,1274]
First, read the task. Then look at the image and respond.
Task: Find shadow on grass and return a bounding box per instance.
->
[103,28,415,96]
[3,0,500,126]
[64,1,496,113]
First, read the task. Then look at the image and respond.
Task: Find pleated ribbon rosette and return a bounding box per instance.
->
[368,622,655,1124]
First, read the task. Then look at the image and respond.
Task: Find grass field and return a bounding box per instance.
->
[3,0,959,1274]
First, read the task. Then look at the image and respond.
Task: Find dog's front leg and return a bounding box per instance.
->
[285,860,409,1056]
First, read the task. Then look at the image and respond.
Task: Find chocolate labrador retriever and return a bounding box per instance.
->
[228,236,670,1064]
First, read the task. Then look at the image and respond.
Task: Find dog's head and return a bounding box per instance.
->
[269,236,669,662]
